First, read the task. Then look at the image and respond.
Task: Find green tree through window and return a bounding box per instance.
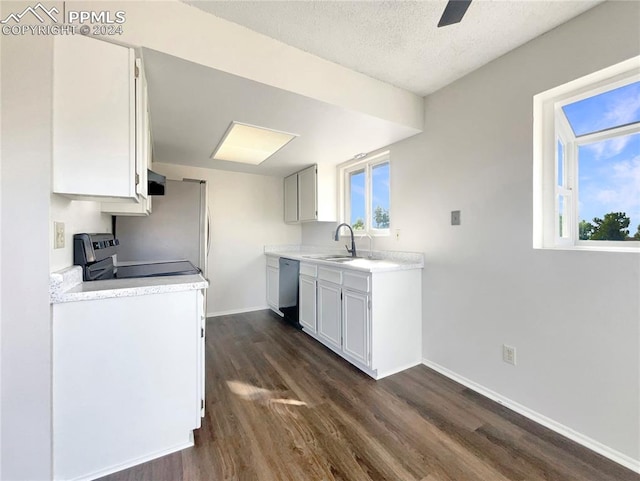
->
[580,212,633,241]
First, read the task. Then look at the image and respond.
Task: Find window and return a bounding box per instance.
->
[342,153,390,235]
[533,57,640,251]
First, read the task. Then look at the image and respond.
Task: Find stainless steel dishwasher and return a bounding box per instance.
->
[279,257,300,326]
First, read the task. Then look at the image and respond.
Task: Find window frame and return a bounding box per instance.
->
[340,152,391,237]
[533,56,640,252]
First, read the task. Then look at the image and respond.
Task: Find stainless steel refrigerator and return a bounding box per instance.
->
[115,179,209,280]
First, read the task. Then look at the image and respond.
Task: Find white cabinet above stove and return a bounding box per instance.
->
[52,34,148,203]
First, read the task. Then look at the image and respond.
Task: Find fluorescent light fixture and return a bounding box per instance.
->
[211,121,298,165]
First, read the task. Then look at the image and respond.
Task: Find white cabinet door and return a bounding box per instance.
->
[135,59,149,199]
[297,165,317,221]
[53,34,138,201]
[53,291,199,481]
[101,58,152,215]
[101,195,152,216]
[342,289,370,366]
[266,266,280,311]
[299,275,317,333]
[317,280,341,350]
[197,289,206,425]
[284,173,298,223]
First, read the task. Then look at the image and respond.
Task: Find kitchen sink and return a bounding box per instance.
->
[302,254,356,260]
[322,257,359,262]
[301,255,399,268]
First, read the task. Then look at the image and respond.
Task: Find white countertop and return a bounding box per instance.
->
[264,246,424,272]
[50,266,208,304]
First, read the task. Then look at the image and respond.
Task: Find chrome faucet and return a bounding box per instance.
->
[334,223,357,258]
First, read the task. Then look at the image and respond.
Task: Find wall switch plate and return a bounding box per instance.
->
[503,344,516,366]
[451,210,461,225]
[54,222,65,249]
[395,229,400,240]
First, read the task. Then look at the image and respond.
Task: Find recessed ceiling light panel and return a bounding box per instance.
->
[211,121,298,165]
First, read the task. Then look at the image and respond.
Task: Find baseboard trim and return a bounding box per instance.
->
[422,359,640,474]
[207,305,270,318]
[64,438,194,481]
[376,360,422,380]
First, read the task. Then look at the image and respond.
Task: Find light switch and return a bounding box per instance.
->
[451,210,461,226]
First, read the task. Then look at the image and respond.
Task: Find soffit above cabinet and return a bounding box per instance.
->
[142,48,421,178]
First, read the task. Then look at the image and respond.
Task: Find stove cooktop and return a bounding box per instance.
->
[114,261,200,279]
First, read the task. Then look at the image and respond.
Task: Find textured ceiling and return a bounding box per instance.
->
[184,0,603,96]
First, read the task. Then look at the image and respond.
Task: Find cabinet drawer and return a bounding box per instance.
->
[266,256,280,268]
[343,271,370,292]
[300,263,317,278]
[318,267,342,285]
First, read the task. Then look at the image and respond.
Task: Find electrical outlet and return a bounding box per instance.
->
[451,210,461,226]
[54,222,65,249]
[395,229,400,241]
[503,344,516,366]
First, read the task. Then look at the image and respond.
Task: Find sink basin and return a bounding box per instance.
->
[325,257,366,262]
[302,255,355,260]
[333,258,400,268]
[301,255,400,268]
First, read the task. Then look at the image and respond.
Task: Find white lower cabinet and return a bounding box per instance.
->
[301,264,421,380]
[266,265,279,311]
[52,289,204,481]
[299,274,317,333]
[342,288,370,366]
[317,280,342,351]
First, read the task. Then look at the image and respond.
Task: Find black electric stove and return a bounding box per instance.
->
[73,233,200,281]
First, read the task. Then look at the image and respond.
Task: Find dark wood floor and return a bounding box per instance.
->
[100,310,639,481]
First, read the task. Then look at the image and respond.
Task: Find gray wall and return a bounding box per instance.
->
[304,1,640,464]
[152,162,302,316]
[1,3,54,478]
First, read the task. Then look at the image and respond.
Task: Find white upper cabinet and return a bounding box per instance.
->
[102,59,153,216]
[53,35,147,202]
[285,164,336,223]
[283,173,298,223]
[297,165,317,221]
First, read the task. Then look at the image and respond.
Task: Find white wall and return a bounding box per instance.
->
[50,196,112,272]
[0,21,4,478]
[152,163,301,316]
[304,1,640,468]
[0,3,54,478]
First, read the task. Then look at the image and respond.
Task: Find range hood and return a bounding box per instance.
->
[147,169,166,195]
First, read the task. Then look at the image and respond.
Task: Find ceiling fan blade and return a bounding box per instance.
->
[438,0,472,28]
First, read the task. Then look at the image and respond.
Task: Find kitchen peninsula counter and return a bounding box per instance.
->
[50,265,208,304]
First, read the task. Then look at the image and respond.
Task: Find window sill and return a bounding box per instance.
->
[534,244,640,253]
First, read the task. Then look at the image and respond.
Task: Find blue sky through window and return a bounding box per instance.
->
[350,170,365,227]
[562,81,640,136]
[372,163,390,227]
[349,162,390,229]
[578,133,640,231]
[560,81,640,237]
